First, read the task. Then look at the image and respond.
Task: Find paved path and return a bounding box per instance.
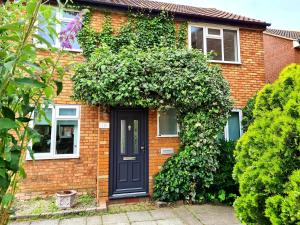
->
[10,204,241,225]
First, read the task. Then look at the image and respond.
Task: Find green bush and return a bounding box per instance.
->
[233,64,300,225]
[201,140,238,204]
[265,170,300,225]
[241,94,257,132]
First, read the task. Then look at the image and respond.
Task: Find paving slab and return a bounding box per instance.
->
[127,211,153,222]
[30,220,59,225]
[131,221,157,225]
[102,213,129,224]
[149,209,176,220]
[87,216,102,225]
[173,206,202,225]
[187,204,241,225]
[9,222,30,225]
[156,218,184,225]
[59,217,87,225]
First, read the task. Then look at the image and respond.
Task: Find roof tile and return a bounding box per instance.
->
[265,28,300,40]
[77,0,269,27]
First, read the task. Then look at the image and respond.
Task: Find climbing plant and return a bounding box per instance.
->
[74,11,233,202]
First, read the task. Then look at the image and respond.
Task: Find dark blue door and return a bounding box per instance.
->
[110,108,148,198]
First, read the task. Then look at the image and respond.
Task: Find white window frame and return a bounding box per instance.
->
[188,23,241,64]
[157,108,179,138]
[224,109,243,141]
[26,105,81,160]
[35,8,82,52]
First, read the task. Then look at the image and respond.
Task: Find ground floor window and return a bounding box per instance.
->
[157,107,179,137]
[224,109,243,141]
[27,105,80,160]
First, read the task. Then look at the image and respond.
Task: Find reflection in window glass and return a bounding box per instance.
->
[56,120,78,154]
[133,120,139,154]
[191,27,204,51]
[120,120,126,154]
[224,29,238,62]
[37,15,56,46]
[207,38,222,60]
[33,109,52,153]
[62,10,78,19]
[159,108,178,136]
[59,108,77,116]
[208,28,221,35]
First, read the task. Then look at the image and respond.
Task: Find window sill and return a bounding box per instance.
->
[26,154,80,161]
[209,60,242,65]
[156,135,179,138]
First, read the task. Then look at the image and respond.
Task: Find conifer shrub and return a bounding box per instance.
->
[233,64,300,225]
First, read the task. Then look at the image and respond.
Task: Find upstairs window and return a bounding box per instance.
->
[29,105,80,160]
[37,8,81,51]
[190,25,240,63]
[157,108,179,137]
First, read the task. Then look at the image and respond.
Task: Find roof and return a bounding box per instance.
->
[75,0,270,28]
[265,28,300,40]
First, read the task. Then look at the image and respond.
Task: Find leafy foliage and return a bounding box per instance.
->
[241,94,257,132]
[74,11,233,202]
[233,64,300,225]
[77,11,188,58]
[0,1,66,224]
[201,140,238,204]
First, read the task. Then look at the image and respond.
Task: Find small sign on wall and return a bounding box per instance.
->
[160,148,174,155]
[99,122,110,129]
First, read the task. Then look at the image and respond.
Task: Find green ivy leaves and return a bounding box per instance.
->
[74,10,232,203]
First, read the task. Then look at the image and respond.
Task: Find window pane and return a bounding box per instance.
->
[33,109,52,153]
[133,120,139,154]
[191,27,203,50]
[62,10,78,19]
[228,112,241,141]
[208,28,221,35]
[224,29,238,62]
[207,38,222,60]
[59,108,77,116]
[120,120,126,154]
[61,22,81,50]
[159,108,177,136]
[37,16,56,46]
[56,120,78,154]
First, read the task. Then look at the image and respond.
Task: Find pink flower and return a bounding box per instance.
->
[59,10,86,49]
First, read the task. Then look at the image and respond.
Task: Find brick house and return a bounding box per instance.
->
[18,0,269,203]
[264,28,300,83]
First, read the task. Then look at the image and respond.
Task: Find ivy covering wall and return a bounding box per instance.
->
[73,10,233,202]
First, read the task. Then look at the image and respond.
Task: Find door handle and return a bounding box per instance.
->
[140,146,145,151]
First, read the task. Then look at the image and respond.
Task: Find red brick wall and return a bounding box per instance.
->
[19,8,266,201]
[264,34,300,83]
[18,52,99,199]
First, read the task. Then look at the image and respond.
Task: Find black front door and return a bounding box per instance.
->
[109,108,148,198]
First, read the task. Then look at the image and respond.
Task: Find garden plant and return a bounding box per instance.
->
[0,1,84,224]
[233,64,300,225]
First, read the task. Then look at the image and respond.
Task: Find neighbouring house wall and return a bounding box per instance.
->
[264,34,300,83]
[18,8,266,201]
